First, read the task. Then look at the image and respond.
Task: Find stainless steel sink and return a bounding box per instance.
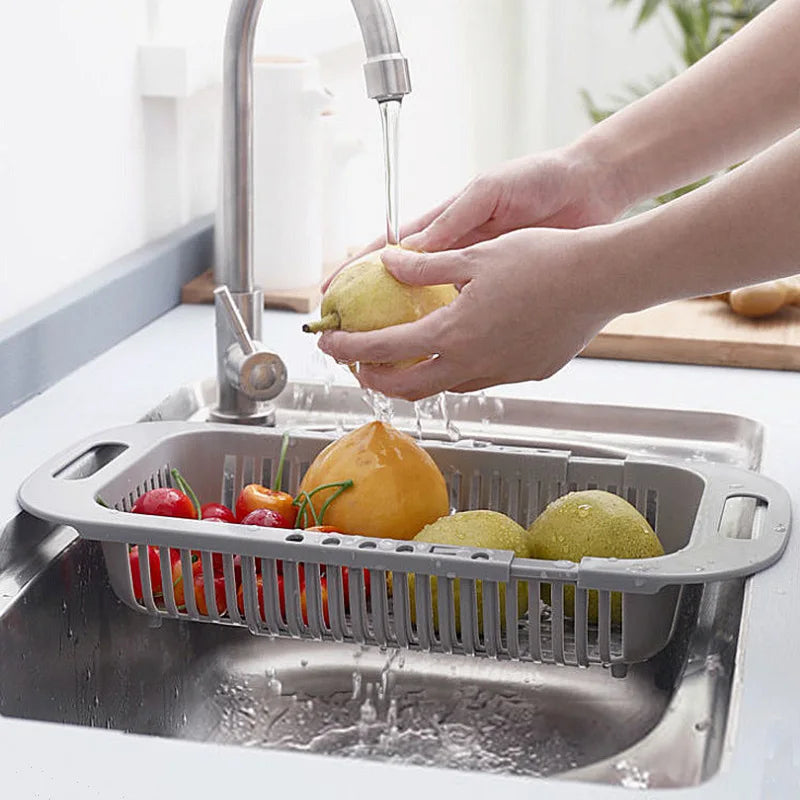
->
[0,381,762,788]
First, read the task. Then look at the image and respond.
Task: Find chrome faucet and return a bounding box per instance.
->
[211,0,412,424]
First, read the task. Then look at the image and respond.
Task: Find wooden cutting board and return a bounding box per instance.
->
[582,297,800,371]
[181,269,324,313]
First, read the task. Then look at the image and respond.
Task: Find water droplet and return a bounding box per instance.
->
[705,653,724,676]
[576,504,591,518]
[362,389,395,425]
[265,667,282,694]
[614,759,650,789]
[774,523,787,533]
[446,421,461,442]
[413,402,424,440]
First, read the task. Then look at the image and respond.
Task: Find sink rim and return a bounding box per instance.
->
[141,378,765,470]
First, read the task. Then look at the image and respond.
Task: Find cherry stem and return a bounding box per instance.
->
[293,491,320,527]
[318,480,354,524]
[171,468,201,519]
[291,480,354,528]
[272,432,291,492]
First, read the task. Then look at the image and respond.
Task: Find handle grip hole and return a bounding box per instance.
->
[52,443,128,480]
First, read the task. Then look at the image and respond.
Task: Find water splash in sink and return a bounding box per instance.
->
[206,665,584,777]
[614,759,651,789]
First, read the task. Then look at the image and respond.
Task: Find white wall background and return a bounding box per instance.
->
[0,0,679,324]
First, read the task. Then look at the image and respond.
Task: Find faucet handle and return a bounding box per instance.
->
[214,285,288,402]
[214,285,258,355]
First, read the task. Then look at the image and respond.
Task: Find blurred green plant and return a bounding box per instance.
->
[583,0,773,204]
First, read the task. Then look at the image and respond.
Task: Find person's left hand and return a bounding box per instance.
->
[318,227,622,401]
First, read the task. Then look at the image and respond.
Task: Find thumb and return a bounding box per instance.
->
[381,247,475,287]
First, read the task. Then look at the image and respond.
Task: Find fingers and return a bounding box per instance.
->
[321,196,459,292]
[403,178,498,252]
[398,195,459,244]
[380,247,475,287]
[318,309,449,366]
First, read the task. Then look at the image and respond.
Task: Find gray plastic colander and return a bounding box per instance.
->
[17,421,791,669]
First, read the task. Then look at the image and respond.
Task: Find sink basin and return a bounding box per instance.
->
[0,381,762,788]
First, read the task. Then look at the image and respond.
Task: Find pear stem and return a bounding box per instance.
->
[303,313,340,334]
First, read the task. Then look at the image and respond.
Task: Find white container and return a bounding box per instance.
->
[252,57,330,293]
[321,109,364,267]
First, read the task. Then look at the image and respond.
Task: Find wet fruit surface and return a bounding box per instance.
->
[297,421,449,540]
[527,490,664,621]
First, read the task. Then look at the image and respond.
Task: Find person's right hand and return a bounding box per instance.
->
[400,146,632,253]
[323,144,630,291]
[369,143,631,252]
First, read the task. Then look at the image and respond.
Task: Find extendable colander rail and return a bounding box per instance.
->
[18,422,791,671]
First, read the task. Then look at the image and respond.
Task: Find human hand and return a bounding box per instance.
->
[322,144,630,291]
[318,227,622,401]
[399,147,630,252]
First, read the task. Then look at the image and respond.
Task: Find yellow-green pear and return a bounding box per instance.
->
[407,510,530,633]
[527,490,664,623]
[303,247,457,336]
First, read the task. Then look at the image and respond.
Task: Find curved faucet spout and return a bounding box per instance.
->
[213,0,411,423]
[351,0,413,101]
[219,0,411,295]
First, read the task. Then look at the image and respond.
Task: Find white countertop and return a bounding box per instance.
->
[1,303,798,799]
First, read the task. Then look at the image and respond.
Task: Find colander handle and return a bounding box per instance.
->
[17,422,196,524]
[577,465,791,593]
